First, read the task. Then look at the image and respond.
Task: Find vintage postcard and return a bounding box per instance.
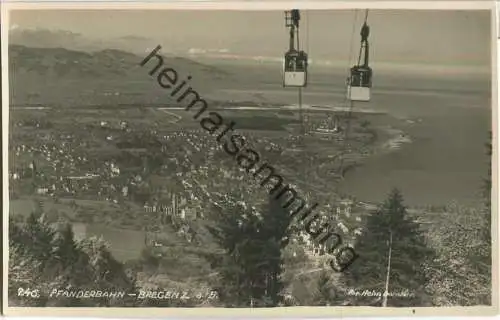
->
[2,1,498,317]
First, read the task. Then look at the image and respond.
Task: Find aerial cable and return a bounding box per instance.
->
[306,10,310,60]
[303,10,312,199]
[337,9,365,181]
[298,11,306,196]
[283,9,310,196]
[337,10,358,168]
[345,9,359,105]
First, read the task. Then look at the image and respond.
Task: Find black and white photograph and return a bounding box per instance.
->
[2,2,496,314]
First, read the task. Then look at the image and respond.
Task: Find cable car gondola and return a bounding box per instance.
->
[283,9,308,88]
[347,65,372,101]
[347,16,372,102]
[283,49,308,87]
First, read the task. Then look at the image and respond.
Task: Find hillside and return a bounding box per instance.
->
[9,44,233,106]
[9,28,156,54]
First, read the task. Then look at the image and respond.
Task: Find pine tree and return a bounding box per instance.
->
[426,134,492,306]
[465,133,492,304]
[257,194,293,306]
[52,223,79,269]
[23,211,56,271]
[8,243,45,306]
[341,188,435,307]
[9,212,69,306]
[48,223,97,306]
[9,216,26,248]
[78,237,136,306]
[481,132,492,248]
[9,212,136,307]
[205,193,268,307]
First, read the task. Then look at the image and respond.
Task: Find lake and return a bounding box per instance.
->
[337,73,491,207]
[209,64,492,207]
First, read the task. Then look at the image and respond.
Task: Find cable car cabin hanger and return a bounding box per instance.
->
[283,9,308,88]
[347,13,373,102]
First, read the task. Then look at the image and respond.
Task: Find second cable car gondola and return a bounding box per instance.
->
[283,9,308,88]
[283,49,308,87]
[347,17,372,102]
[347,65,372,101]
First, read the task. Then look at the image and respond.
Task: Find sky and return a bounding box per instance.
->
[9,9,492,67]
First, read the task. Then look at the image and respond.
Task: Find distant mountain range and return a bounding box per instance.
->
[8,27,491,74]
[7,27,329,67]
[9,44,231,79]
[8,40,234,106]
[9,28,158,54]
